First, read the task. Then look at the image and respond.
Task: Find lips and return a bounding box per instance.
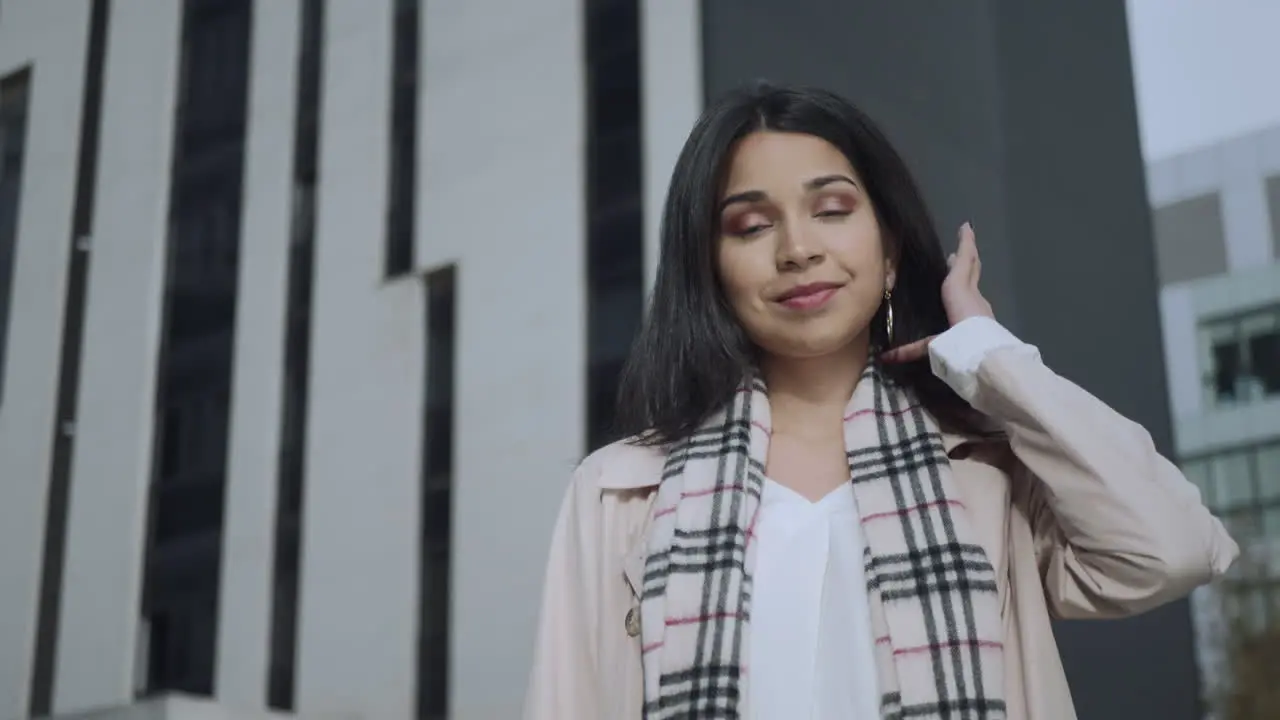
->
[775,281,844,303]
[774,281,844,311]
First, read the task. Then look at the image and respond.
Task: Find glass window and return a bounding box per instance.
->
[1257,444,1280,502]
[1261,505,1280,538]
[418,266,455,719]
[1250,329,1280,395]
[144,0,253,698]
[584,0,643,452]
[1210,451,1256,512]
[385,0,419,276]
[1244,588,1270,634]
[1267,175,1280,260]
[0,68,31,406]
[1225,510,1263,545]
[1200,306,1280,408]
[1210,339,1243,402]
[267,3,324,709]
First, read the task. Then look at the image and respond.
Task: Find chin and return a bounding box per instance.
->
[758,331,863,361]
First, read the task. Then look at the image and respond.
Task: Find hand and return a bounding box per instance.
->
[881,222,995,363]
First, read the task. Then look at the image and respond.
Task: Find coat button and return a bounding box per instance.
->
[625,607,641,637]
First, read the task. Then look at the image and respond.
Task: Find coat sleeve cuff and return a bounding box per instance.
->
[928,316,1041,404]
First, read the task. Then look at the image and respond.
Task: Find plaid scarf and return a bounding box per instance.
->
[639,363,1006,719]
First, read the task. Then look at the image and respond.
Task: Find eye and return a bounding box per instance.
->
[813,191,857,219]
[735,223,772,237]
[724,211,773,238]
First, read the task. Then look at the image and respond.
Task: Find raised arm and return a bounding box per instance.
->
[930,317,1238,618]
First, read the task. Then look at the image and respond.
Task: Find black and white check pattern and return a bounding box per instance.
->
[639,365,1006,719]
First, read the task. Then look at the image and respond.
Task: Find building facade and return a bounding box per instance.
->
[0,1,1201,719]
[1148,125,1280,712]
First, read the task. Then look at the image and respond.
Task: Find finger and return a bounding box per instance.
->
[958,222,980,286]
[952,225,973,284]
[968,223,982,286]
[946,252,956,270]
[880,336,933,363]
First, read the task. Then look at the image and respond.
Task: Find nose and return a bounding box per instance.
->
[775,221,824,271]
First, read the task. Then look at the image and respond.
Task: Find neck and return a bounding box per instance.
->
[760,336,869,438]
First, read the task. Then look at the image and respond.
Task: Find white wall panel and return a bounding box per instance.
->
[1219,137,1274,272]
[1158,283,1201,426]
[294,0,424,716]
[418,0,587,716]
[53,2,182,713]
[216,0,300,708]
[640,0,702,295]
[0,2,91,716]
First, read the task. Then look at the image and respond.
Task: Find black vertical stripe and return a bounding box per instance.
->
[386,0,420,276]
[0,69,31,407]
[142,0,252,696]
[267,0,323,709]
[584,0,644,452]
[417,266,455,719]
[29,1,109,714]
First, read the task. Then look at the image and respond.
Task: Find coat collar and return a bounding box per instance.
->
[597,432,974,491]
[607,431,985,599]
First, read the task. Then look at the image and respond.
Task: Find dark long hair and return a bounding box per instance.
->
[616,81,987,445]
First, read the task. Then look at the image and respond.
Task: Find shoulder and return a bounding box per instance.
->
[575,437,666,491]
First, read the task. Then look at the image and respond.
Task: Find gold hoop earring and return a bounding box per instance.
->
[884,289,894,345]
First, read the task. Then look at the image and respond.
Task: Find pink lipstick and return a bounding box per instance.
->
[775,282,843,310]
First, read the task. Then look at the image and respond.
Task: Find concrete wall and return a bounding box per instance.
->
[415,1,586,715]
[0,0,590,716]
[55,2,182,713]
[0,2,92,717]
[216,0,301,709]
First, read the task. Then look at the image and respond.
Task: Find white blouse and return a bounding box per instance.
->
[749,479,882,718]
[746,316,1040,719]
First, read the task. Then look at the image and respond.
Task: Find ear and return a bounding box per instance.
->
[882,238,899,292]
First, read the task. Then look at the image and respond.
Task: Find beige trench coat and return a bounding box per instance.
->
[525,348,1239,719]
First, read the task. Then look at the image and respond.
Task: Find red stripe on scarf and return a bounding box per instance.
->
[653,483,752,520]
[843,404,921,422]
[863,498,966,523]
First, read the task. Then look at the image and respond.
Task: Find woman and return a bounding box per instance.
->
[525,82,1237,719]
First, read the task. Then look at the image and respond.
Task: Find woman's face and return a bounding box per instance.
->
[716,131,894,361]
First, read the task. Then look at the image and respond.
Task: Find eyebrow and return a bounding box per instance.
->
[719,174,859,212]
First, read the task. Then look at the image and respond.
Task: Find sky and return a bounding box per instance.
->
[1126,1,1280,161]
